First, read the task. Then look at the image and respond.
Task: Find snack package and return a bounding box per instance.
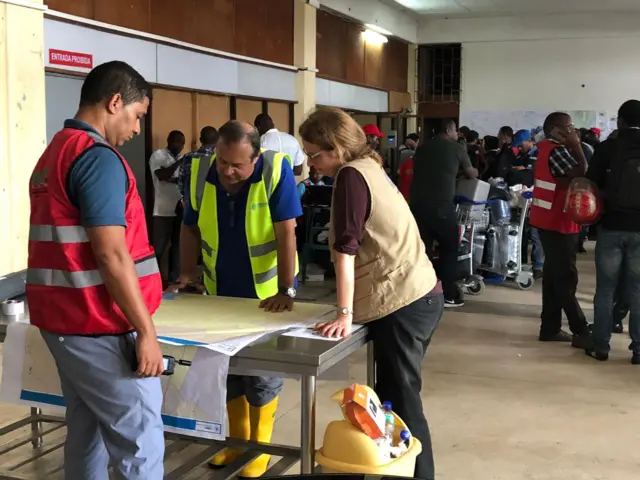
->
[341,384,386,440]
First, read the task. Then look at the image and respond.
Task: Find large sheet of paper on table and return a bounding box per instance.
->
[0,295,335,440]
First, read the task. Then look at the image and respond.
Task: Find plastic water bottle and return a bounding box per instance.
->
[382,401,394,440]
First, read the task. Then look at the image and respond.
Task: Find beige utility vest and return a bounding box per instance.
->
[329,157,437,324]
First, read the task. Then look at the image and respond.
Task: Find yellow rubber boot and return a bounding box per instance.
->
[209,396,250,467]
[239,397,279,478]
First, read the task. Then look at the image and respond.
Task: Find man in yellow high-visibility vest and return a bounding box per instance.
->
[175,121,301,478]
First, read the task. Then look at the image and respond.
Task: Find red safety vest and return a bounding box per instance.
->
[529,139,580,235]
[26,128,162,335]
[398,157,414,201]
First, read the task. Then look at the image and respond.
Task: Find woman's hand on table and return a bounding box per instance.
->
[260,293,293,312]
[314,313,353,339]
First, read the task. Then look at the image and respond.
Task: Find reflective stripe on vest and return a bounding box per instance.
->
[535,179,556,192]
[197,151,298,299]
[27,256,159,288]
[532,198,553,210]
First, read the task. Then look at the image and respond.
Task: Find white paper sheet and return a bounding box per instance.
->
[283,324,364,342]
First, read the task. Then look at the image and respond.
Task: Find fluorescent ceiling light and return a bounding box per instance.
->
[362,29,389,45]
[365,23,393,36]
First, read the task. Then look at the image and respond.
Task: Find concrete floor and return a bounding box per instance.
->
[1,244,639,479]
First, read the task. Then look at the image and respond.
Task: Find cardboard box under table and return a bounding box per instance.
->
[0,295,373,479]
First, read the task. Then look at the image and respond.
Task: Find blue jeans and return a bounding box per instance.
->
[593,229,640,354]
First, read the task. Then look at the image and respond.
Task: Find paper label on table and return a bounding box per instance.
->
[283,324,364,341]
[0,322,229,440]
[0,295,335,440]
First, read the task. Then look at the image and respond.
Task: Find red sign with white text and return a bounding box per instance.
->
[49,49,93,69]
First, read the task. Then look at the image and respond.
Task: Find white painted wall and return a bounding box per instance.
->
[419,13,640,44]
[461,37,640,114]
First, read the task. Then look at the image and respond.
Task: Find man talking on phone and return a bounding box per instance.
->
[529,112,591,349]
[27,61,165,479]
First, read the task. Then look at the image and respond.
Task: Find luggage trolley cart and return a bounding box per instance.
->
[455,196,491,296]
[479,191,535,290]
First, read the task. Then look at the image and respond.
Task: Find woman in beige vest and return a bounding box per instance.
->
[299,107,444,480]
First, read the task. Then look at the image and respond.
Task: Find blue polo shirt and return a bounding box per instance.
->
[63,120,128,228]
[183,154,302,299]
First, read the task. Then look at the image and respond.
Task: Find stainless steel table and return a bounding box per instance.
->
[0,318,372,479]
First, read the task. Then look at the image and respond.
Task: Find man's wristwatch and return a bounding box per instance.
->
[279,287,297,299]
[336,306,353,316]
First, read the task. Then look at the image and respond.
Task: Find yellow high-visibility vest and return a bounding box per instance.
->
[190,150,298,299]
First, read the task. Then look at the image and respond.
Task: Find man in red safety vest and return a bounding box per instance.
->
[27,61,165,478]
[529,112,591,349]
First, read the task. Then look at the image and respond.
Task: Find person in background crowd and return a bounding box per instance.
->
[584,127,601,149]
[458,125,470,144]
[149,130,185,286]
[399,133,420,166]
[363,124,384,151]
[27,61,165,479]
[177,121,301,477]
[482,135,500,181]
[586,99,640,364]
[179,126,219,200]
[529,112,591,348]
[508,129,536,187]
[411,119,478,308]
[466,130,486,175]
[493,126,516,179]
[300,107,444,480]
[398,154,414,201]
[510,129,543,279]
[255,113,305,176]
[297,165,331,199]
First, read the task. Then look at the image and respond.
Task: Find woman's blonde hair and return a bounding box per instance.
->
[299,107,383,166]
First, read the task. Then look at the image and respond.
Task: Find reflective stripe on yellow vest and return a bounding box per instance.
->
[193,150,298,299]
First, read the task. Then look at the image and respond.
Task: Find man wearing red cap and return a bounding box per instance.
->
[363,124,384,151]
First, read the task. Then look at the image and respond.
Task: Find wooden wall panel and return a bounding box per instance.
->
[316,11,409,94]
[235,99,263,124]
[45,0,93,17]
[268,102,290,134]
[150,0,195,45]
[192,0,235,54]
[151,88,193,153]
[265,0,294,68]
[389,91,412,113]
[196,94,231,133]
[364,43,383,89]
[234,0,268,62]
[47,0,295,65]
[384,39,410,93]
[345,23,365,86]
[94,0,150,32]
[316,11,347,80]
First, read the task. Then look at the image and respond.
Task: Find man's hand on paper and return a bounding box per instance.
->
[260,293,293,313]
[166,275,205,294]
[314,313,352,339]
[135,333,164,377]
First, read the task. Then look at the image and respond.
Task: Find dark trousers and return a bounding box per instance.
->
[415,206,461,301]
[538,229,588,337]
[152,208,182,284]
[593,229,640,353]
[369,293,444,480]
[613,272,629,326]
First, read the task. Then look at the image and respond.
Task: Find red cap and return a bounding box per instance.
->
[363,124,384,138]
[590,127,601,136]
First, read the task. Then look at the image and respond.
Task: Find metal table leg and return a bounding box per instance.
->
[30,408,42,448]
[300,375,316,474]
[366,341,376,388]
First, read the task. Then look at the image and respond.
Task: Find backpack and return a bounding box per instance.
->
[605,140,640,211]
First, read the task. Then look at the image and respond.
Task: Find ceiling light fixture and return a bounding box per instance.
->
[362,29,388,46]
[365,23,393,36]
